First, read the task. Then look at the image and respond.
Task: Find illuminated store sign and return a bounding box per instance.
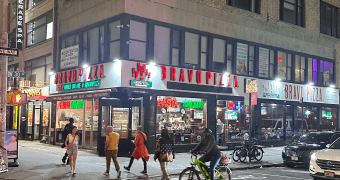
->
[57,80,100,91]
[183,101,204,109]
[59,101,84,109]
[131,63,152,87]
[17,0,24,50]
[157,99,179,108]
[54,64,104,85]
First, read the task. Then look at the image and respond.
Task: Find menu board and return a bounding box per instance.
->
[236,43,248,75]
[259,47,269,77]
[43,109,49,126]
[28,110,33,126]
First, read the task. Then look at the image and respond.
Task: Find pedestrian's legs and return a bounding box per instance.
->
[216,134,220,145]
[68,153,73,171]
[160,161,168,179]
[127,156,135,168]
[111,150,120,172]
[72,153,77,173]
[142,158,147,172]
[105,150,112,173]
[209,154,222,180]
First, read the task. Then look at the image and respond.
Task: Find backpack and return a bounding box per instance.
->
[141,133,147,145]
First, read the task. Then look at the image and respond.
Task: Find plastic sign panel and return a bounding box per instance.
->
[157,99,179,108]
[7,71,25,78]
[0,47,19,57]
[5,131,17,159]
[58,80,100,91]
[183,101,204,109]
[7,91,27,106]
[59,101,84,109]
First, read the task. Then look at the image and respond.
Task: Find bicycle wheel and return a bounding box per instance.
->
[179,167,201,180]
[232,148,241,162]
[239,150,247,163]
[254,147,264,161]
[215,165,231,180]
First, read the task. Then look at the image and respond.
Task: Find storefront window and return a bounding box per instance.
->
[298,106,318,133]
[156,96,207,144]
[42,102,50,136]
[322,107,337,131]
[27,102,33,134]
[56,100,84,130]
[112,108,129,139]
[216,100,246,145]
[261,103,284,141]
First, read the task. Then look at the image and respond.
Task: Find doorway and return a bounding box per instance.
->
[98,98,141,157]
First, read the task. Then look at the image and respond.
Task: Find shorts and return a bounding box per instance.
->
[67,145,78,155]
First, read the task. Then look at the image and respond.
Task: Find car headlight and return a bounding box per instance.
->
[311,153,317,161]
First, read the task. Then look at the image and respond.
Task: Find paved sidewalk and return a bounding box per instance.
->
[0,141,284,180]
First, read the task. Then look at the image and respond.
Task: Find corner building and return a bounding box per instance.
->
[51,0,340,156]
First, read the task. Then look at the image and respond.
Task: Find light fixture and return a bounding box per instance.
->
[83,64,89,68]
[309,82,314,86]
[275,78,281,81]
[49,71,54,75]
[330,84,336,88]
[149,62,156,66]
[224,72,230,76]
[113,59,121,62]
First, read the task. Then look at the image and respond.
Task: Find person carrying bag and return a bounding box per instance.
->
[154,129,175,180]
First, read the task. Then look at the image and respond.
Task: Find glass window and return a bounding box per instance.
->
[277,51,287,80]
[26,12,53,47]
[109,21,121,60]
[322,108,337,131]
[56,100,84,131]
[172,30,180,66]
[216,100,246,145]
[322,61,334,85]
[25,55,52,84]
[270,50,274,78]
[201,36,207,69]
[287,54,292,80]
[261,103,285,141]
[129,20,147,61]
[88,27,99,65]
[227,0,260,13]
[185,32,199,66]
[249,45,255,76]
[236,43,248,75]
[28,0,45,9]
[258,47,270,78]
[156,96,207,144]
[154,25,170,65]
[280,0,304,27]
[313,59,318,83]
[299,106,318,133]
[213,38,225,72]
[320,2,339,38]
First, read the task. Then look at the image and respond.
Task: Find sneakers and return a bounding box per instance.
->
[69,169,73,173]
[117,170,121,178]
[140,170,147,174]
[124,166,130,171]
[73,171,76,175]
[103,172,109,176]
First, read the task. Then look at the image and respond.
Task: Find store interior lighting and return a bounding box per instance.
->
[224,72,230,76]
[83,63,89,68]
[275,78,281,81]
[49,71,54,75]
[149,61,156,66]
[309,82,314,86]
[113,59,121,62]
[330,84,335,88]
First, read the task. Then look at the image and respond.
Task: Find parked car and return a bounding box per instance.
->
[282,132,334,167]
[310,136,340,179]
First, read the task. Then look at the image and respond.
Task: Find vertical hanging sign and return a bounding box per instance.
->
[16,0,24,50]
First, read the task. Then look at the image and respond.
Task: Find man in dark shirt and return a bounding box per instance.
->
[192,128,221,180]
[62,118,74,164]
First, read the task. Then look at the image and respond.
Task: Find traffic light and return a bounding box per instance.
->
[7,90,27,106]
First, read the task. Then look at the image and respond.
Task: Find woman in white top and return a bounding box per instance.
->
[65,126,79,175]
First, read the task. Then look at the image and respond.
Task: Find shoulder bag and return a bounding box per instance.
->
[141,133,147,145]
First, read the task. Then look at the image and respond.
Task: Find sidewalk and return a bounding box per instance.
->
[0,141,284,180]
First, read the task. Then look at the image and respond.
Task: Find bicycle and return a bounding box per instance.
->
[232,139,264,163]
[179,152,231,180]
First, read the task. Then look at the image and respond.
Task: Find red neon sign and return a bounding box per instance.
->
[157,99,179,108]
[86,105,99,109]
[55,64,104,84]
[228,101,235,110]
[59,101,70,109]
[278,57,283,62]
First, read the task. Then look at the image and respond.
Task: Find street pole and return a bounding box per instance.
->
[0,0,9,172]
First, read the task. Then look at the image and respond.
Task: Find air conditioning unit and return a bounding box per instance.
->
[19,80,30,88]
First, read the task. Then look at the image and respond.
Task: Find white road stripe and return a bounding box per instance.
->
[253,173,306,180]
[279,169,311,174]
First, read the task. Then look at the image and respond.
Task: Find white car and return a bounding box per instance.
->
[310,137,340,179]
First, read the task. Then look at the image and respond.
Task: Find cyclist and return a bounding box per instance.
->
[191,128,221,180]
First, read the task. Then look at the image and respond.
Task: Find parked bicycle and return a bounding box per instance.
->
[179,152,232,180]
[232,138,264,163]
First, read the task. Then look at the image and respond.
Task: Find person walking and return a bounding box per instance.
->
[62,118,74,164]
[103,126,121,178]
[154,129,175,180]
[65,126,79,175]
[124,126,149,174]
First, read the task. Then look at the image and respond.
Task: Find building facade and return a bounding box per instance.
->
[42,0,340,155]
[7,0,56,143]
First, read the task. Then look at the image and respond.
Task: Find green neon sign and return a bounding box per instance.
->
[85,80,100,88]
[71,100,84,109]
[327,112,332,120]
[183,101,204,109]
[61,80,100,91]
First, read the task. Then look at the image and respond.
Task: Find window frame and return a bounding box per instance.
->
[280,0,304,27]
[26,11,53,47]
[235,42,256,77]
[27,0,46,10]
[211,37,234,73]
[320,1,339,38]
[183,31,209,70]
[227,0,261,13]
[24,54,52,84]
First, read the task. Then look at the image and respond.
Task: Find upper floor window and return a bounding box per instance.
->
[320,60,334,85]
[154,26,181,66]
[258,47,274,79]
[61,34,79,49]
[294,55,305,82]
[25,55,52,85]
[213,38,233,73]
[184,32,207,69]
[227,0,261,13]
[109,21,120,61]
[307,58,318,84]
[26,12,53,47]
[280,0,304,27]
[277,51,292,81]
[236,43,255,76]
[129,20,147,61]
[28,0,45,9]
[82,26,104,65]
[320,2,339,38]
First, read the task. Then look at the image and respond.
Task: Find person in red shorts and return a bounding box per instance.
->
[124,126,149,174]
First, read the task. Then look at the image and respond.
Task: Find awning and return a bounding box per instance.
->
[46,89,111,102]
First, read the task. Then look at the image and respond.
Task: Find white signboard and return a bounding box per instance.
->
[236,43,248,75]
[258,79,339,105]
[60,45,79,69]
[258,47,269,77]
